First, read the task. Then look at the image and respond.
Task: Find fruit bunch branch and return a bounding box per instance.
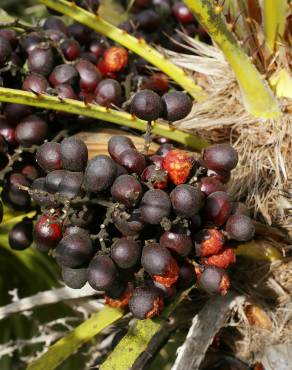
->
[39,0,206,101]
[0,87,208,151]
[183,0,281,119]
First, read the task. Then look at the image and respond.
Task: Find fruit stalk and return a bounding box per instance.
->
[263,0,287,52]
[0,87,208,151]
[183,0,281,119]
[39,0,206,101]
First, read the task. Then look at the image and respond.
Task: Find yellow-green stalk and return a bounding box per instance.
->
[263,0,287,52]
[39,0,206,101]
[183,0,281,119]
[0,87,208,151]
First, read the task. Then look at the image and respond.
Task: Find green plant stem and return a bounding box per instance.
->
[39,0,206,101]
[264,0,287,52]
[0,87,208,151]
[27,306,124,370]
[183,0,281,119]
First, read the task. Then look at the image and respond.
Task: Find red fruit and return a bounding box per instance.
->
[195,229,224,257]
[34,214,63,251]
[101,46,128,74]
[200,247,236,269]
[153,258,180,288]
[163,149,193,185]
[141,73,169,95]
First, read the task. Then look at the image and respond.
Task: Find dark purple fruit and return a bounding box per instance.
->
[58,171,83,199]
[226,214,255,241]
[129,285,164,319]
[61,39,81,61]
[204,191,232,226]
[207,169,231,184]
[111,237,141,268]
[170,184,203,217]
[21,165,39,182]
[34,214,63,251]
[49,64,79,87]
[199,177,225,196]
[22,74,49,94]
[15,115,48,147]
[140,189,171,224]
[88,255,117,291]
[0,35,12,66]
[200,266,229,295]
[60,137,88,172]
[76,59,102,92]
[111,175,143,208]
[0,29,18,49]
[2,174,30,210]
[155,143,174,157]
[36,142,62,172]
[172,2,194,23]
[202,144,238,172]
[177,262,195,288]
[162,91,192,121]
[95,78,122,107]
[141,243,173,275]
[62,267,88,289]
[55,84,78,100]
[134,10,161,32]
[9,219,33,250]
[119,149,146,175]
[56,232,94,268]
[141,165,168,189]
[19,32,43,54]
[0,117,16,145]
[43,16,68,35]
[130,89,163,121]
[30,177,56,207]
[231,202,250,217]
[45,170,66,192]
[108,135,135,162]
[112,209,145,236]
[4,104,33,124]
[28,46,54,76]
[160,228,192,257]
[84,155,117,192]
[68,22,92,45]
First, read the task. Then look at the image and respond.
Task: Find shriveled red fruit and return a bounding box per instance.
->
[204,191,232,226]
[198,266,230,295]
[34,214,63,252]
[101,46,128,73]
[160,228,192,257]
[200,247,236,269]
[129,286,164,319]
[163,149,193,185]
[226,214,255,242]
[202,144,238,172]
[194,228,225,257]
[141,165,168,189]
[141,243,179,287]
[199,177,225,196]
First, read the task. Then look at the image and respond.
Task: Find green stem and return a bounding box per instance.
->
[39,0,206,101]
[27,306,124,370]
[0,87,208,151]
[264,0,287,52]
[183,0,281,119]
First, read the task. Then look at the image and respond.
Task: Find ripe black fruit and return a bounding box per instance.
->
[58,171,84,199]
[141,243,173,275]
[84,155,117,192]
[129,286,163,319]
[15,115,48,147]
[111,237,141,269]
[135,10,161,32]
[36,142,62,172]
[62,267,88,289]
[177,262,195,288]
[111,175,143,208]
[45,170,66,192]
[130,89,163,121]
[162,91,192,121]
[112,209,144,236]
[204,191,232,226]
[22,74,49,94]
[49,64,79,87]
[88,255,117,291]
[200,266,229,295]
[226,214,255,241]
[56,232,94,268]
[0,35,12,66]
[28,46,54,76]
[170,184,203,217]
[108,135,135,162]
[202,144,238,172]
[76,59,102,92]
[140,189,171,224]
[119,149,146,175]
[95,79,122,107]
[60,137,88,172]
[9,219,33,250]
[160,228,192,257]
